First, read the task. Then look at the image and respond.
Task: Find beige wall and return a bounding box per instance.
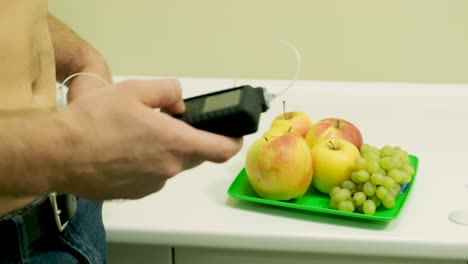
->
[49,1,468,84]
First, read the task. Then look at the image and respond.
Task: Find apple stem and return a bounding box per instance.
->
[336,119,341,129]
[282,100,287,120]
[264,137,269,142]
[288,126,292,133]
[328,140,337,150]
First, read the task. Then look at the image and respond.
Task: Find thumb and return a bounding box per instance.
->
[118,78,185,112]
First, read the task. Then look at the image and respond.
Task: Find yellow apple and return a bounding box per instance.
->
[261,126,289,140]
[245,133,313,200]
[310,139,360,194]
[271,112,312,137]
[305,118,363,149]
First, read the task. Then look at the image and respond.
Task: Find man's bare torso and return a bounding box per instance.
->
[0,0,56,216]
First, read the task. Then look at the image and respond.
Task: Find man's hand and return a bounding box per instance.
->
[53,78,243,200]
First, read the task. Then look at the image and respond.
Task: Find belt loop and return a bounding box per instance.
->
[0,214,31,263]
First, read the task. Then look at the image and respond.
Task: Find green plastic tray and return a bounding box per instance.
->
[227,155,419,221]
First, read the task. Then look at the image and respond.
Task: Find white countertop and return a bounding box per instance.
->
[103,76,468,260]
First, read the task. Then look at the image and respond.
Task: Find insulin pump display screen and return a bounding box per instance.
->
[202,89,241,112]
[171,85,270,137]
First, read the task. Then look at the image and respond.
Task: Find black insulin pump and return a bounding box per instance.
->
[167,85,274,137]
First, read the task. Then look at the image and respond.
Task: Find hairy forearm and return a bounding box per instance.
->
[47,13,111,83]
[0,110,71,196]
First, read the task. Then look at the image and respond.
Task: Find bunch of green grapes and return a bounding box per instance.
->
[328,144,414,216]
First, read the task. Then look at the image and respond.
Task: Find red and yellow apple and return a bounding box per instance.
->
[270,112,312,137]
[305,118,363,149]
[245,133,313,200]
[310,139,360,194]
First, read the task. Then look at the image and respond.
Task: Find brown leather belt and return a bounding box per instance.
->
[0,194,77,262]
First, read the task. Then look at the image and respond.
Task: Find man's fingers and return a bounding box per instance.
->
[175,124,244,163]
[115,78,243,163]
[117,78,185,113]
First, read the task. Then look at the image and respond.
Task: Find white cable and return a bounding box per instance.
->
[61,72,110,88]
[273,39,302,99]
[262,39,303,105]
[56,72,110,111]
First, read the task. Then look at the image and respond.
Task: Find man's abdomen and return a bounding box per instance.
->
[0,0,57,216]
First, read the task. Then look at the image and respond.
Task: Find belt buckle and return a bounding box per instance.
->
[48,192,69,232]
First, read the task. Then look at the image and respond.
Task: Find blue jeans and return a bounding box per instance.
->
[1,198,106,264]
